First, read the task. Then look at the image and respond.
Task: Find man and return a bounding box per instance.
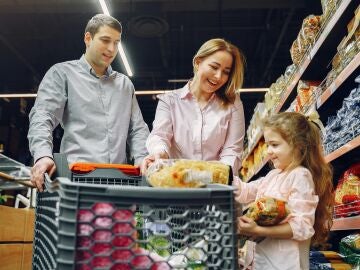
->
[28,14,149,191]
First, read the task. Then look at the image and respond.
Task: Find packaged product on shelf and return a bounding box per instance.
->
[284,64,297,82]
[344,8,360,46]
[264,88,278,114]
[334,163,360,219]
[321,0,338,19]
[299,15,322,45]
[246,103,267,149]
[332,52,341,71]
[246,155,255,177]
[339,39,358,67]
[310,251,352,270]
[325,69,338,89]
[290,15,322,65]
[274,75,287,94]
[339,233,360,266]
[324,87,360,154]
[146,159,231,188]
[295,80,321,110]
[253,142,265,169]
[240,155,248,179]
[290,37,304,65]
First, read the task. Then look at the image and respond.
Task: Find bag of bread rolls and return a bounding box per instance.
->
[146,159,231,188]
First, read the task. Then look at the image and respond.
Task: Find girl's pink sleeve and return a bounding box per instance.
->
[286,168,319,241]
[234,176,264,204]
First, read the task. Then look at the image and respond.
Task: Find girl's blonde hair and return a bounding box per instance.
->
[264,112,333,245]
[192,38,246,107]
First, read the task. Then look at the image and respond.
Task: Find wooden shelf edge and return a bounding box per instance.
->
[317,51,360,108]
[331,215,360,231]
[325,135,360,163]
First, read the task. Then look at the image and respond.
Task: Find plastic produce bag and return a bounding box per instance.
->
[339,233,360,265]
[146,159,231,188]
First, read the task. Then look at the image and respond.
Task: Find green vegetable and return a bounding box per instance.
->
[187,261,206,269]
[146,235,171,257]
[135,212,147,248]
[0,194,14,204]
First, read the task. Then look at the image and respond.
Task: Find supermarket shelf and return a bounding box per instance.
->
[242,132,263,163]
[331,216,360,231]
[244,135,360,182]
[243,157,269,183]
[317,51,360,108]
[241,0,357,182]
[275,0,353,113]
[325,135,360,163]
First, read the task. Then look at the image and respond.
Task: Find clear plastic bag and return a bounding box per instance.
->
[239,197,290,247]
[146,159,231,188]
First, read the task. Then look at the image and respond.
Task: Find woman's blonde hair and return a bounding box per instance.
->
[192,38,246,107]
[264,112,333,245]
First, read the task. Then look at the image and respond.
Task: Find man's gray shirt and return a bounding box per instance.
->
[28,55,149,165]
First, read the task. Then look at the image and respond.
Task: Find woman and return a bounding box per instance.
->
[144,38,246,175]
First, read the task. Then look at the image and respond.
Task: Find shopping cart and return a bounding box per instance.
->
[32,154,239,270]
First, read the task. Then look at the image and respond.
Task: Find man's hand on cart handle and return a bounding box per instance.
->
[30,156,56,192]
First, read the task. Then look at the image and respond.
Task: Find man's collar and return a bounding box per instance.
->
[80,55,116,78]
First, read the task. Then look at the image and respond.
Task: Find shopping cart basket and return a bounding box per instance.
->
[32,155,238,270]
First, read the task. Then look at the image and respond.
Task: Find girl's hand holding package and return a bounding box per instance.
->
[238,197,290,245]
[238,215,259,236]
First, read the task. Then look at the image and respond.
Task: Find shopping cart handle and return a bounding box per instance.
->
[44,173,58,193]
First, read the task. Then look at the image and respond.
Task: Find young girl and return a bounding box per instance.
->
[234,112,333,270]
[142,38,246,175]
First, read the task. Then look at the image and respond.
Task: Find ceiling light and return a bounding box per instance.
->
[0,94,37,98]
[117,44,133,77]
[98,0,133,77]
[98,0,110,15]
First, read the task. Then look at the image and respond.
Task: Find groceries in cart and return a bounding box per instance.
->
[76,201,209,269]
[146,159,231,188]
[239,197,290,246]
[34,155,237,269]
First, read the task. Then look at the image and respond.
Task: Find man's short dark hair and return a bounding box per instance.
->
[85,14,122,37]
